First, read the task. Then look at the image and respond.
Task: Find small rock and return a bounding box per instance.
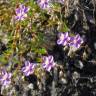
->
[60,78,67,84]
[59,71,64,78]
[74,60,84,69]
[27,83,33,89]
[72,71,80,79]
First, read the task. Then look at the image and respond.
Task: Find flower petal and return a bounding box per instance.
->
[48,55,54,63]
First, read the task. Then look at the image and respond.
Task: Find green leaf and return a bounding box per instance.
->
[59,22,69,32]
[36,57,42,63]
[38,48,47,55]
[12,57,20,64]
[0,55,7,64]
[35,48,47,55]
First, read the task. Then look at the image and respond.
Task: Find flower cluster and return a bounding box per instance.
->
[21,55,55,76]
[0,55,55,87]
[42,55,55,72]
[57,32,84,48]
[21,61,36,76]
[37,0,50,9]
[15,4,30,21]
[0,70,12,86]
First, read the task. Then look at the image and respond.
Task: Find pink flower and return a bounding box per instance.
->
[37,0,50,9]
[15,4,30,21]
[56,0,65,4]
[69,34,84,48]
[21,61,36,76]
[42,55,55,72]
[57,32,70,46]
[0,70,12,86]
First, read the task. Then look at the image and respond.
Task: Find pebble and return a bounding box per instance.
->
[74,60,84,69]
[59,71,64,78]
[72,71,80,80]
[61,78,67,84]
[27,83,34,89]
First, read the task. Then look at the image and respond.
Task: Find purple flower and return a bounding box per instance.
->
[69,34,84,48]
[37,0,50,9]
[21,61,36,76]
[42,55,55,72]
[57,32,84,49]
[57,32,70,46]
[0,70,12,86]
[15,4,30,21]
[56,0,65,4]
